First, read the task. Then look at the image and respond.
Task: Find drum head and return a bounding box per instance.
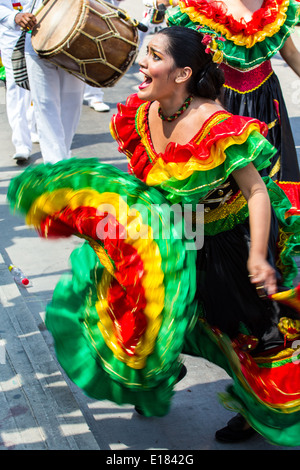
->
[32,0,86,54]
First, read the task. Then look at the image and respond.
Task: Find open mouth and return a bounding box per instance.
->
[139,71,152,90]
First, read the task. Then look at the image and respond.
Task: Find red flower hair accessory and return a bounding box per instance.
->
[196,25,225,64]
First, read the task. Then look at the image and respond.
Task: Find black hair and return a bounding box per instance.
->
[156,26,225,100]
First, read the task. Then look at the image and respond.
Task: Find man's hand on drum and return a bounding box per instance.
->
[15,12,37,31]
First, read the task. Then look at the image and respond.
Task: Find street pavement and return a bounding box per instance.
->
[0,0,300,452]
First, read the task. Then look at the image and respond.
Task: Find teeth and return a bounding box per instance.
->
[138,71,152,89]
[141,71,151,82]
[139,72,151,84]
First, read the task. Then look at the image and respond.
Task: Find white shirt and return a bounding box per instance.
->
[143,0,158,7]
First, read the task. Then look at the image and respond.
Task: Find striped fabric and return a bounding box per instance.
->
[11,31,30,90]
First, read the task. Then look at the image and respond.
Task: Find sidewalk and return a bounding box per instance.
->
[0,2,300,451]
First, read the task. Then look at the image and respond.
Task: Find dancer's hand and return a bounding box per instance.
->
[15,12,37,31]
[247,255,277,297]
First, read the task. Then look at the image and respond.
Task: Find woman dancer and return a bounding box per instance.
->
[8,26,300,447]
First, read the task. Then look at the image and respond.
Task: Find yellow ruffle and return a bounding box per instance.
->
[278,317,300,341]
[26,188,165,369]
[145,121,264,186]
[178,0,290,48]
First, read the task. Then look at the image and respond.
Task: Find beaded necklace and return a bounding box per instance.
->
[158,95,193,122]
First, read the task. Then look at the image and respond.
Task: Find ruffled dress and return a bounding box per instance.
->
[166,0,300,183]
[7,94,300,447]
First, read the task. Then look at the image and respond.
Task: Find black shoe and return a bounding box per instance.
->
[134,406,145,415]
[176,363,187,383]
[215,413,257,443]
[135,364,187,416]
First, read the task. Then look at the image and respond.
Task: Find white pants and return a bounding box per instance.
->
[26,53,85,164]
[1,47,32,156]
[83,84,104,105]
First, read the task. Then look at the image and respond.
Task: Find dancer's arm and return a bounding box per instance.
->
[232,163,277,295]
[280,36,300,78]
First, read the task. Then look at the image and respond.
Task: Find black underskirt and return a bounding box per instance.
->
[221,71,300,182]
[196,210,298,354]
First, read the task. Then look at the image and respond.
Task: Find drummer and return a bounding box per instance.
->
[16,0,85,164]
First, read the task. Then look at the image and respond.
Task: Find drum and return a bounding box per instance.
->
[31,0,139,87]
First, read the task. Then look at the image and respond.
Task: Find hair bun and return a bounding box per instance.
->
[195,63,224,100]
[156,26,225,100]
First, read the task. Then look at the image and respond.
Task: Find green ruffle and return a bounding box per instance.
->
[0,65,5,82]
[166,1,300,69]
[46,242,197,416]
[158,130,276,207]
[264,177,300,287]
[7,158,198,417]
[8,158,152,216]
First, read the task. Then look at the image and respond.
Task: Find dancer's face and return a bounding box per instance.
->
[138,34,179,102]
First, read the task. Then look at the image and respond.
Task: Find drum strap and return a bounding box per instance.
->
[11,0,38,90]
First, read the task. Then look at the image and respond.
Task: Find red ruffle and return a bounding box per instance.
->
[181,0,286,35]
[129,145,153,182]
[210,323,300,406]
[239,347,300,405]
[111,94,147,176]
[276,181,300,216]
[40,205,148,356]
[146,112,268,164]
[112,94,269,183]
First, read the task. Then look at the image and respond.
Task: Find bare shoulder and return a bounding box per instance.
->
[191,100,226,127]
[171,100,226,144]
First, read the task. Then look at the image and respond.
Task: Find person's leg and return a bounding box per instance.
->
[2,48,32,160]
[59,68,85,155]
[26,53,70,164]
[26,101,39,143]
[83,84,104,104]
[215,414,256,443]
[83,84,110,112]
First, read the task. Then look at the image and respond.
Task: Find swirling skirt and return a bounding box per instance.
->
[7,158,300,446]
